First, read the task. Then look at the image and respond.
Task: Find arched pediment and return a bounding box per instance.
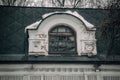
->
[25,11,96,32]
[26,10,97,56]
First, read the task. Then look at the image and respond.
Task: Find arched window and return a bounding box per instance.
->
[49,25,77,56]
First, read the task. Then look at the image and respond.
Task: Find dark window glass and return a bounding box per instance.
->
[49,25,77,55]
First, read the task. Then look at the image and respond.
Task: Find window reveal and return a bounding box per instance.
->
[49,25,77,55]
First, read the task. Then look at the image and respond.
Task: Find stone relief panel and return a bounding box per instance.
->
[29,32,48,55]
[81,40,97,56]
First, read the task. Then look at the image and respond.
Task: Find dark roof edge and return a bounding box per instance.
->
[0,5,114,10]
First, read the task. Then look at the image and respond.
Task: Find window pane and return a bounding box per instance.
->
[68,36,74,41]
[58,41,66,47]
[59,36,66,41]
[50,36,55,41]
[58,27,66,32]
[66,27,72,32]
[51,28,57,32]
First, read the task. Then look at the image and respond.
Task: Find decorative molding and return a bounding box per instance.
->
[26,11,97,56]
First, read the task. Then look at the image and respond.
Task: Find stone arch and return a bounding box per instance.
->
[48,24,77,55]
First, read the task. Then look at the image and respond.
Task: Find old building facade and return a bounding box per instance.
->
[0,6,120,80]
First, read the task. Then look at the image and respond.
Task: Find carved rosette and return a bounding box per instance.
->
[81,40,96,56]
